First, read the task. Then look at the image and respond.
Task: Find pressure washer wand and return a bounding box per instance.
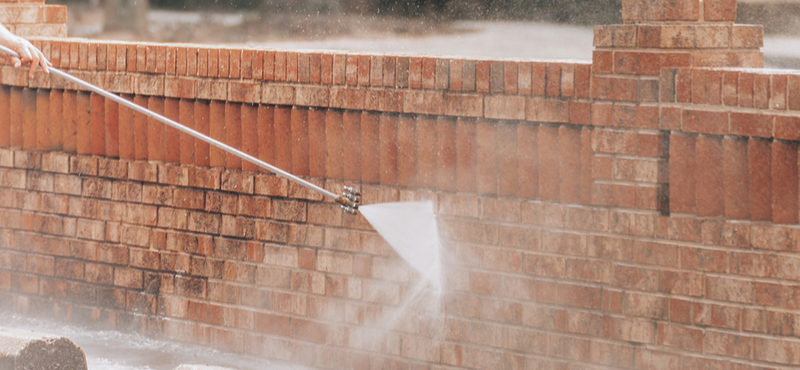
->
[0,45,360,214]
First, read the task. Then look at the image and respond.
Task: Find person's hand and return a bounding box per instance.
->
[6,35,50,78]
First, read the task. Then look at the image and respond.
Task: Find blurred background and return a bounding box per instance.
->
[51,0,800,67]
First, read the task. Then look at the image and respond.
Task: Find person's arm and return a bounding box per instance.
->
[0,23,49,78]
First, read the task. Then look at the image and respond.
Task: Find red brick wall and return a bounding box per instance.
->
[1,1,800,368]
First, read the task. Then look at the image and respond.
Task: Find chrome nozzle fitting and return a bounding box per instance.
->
[336,186,361,214]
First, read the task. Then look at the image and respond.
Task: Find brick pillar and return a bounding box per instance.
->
[588,0,764,214]
[595,0,763,76]
[0,0,68,38]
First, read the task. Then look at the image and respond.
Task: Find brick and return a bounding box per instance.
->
[287,52,299,82]
[416,116,437,188]
[695,135,725,217]
[146,97,166,162]
[223,103,242,169]
[89,93,105,156]
[516,124,539,199]
[771,75,787,110]
[460,59,476,92]
[324,110,343,179]
[707,276,753,304]
[675,69,692,103]
[732,25,763,49]
[754,337,800,365]
[208,101,226,167]
[545,63,560,96]
[193,101,210,167]
[775,115,800,141]
[695,25,731,49]
[722,137,749,220]
[230,49,242,79]
[289,108,309,176]
[476,60,490,93]
[0,87,8,147]
[396,115,417,187]
[360,112,379,184]
[575,64,591,99]
[263,51,275,81]
[730,112,772,138]
[741,73,755,108]
[526,97,569,123]
[494,122,518,197]
[207,48,219,78]
[7,88,22,148]
[455,118,476,192]
[307,53,320,84]
[474,120,498,195]
[693,50,764,69]
[683,109,728,135]
[749,138,772,221]
[539,125,559,201]
[403,90,444,116]
[330,54,344,85]
[218,48,230,78]
[346,54,359,86]
[754,74,770,109]
[435,59,449,90]
[382,56,396,87]
[692,69,723,105]
[722,71,738,106]
[444,93,482,117]
[669,132,696,214]
[336,111,360,182]
[592,76,638,102]
[240,104,258,172]
[21,88,36,150]
[252,50,264,80]
[421,57,435,89]
[615,52,690,76]
[594,25,613,48]
[772,140,798,224]
[704,0,737,21]
[559,126,581,204]
[433,116,457,192]
[484,96,524,120]
[657,323,702,352]
[34,90,49,150]
[592,50,614,74]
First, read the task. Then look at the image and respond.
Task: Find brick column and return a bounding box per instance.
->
[0,0,67,38]
[588,0,763,214]
[596,0,763,73]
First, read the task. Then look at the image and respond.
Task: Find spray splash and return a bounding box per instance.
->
[359,201,443,292]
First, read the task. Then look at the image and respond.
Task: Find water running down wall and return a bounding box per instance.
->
[2,0,800,368]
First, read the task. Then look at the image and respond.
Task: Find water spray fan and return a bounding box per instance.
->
[0,45,362,214]
[0,45,443,291]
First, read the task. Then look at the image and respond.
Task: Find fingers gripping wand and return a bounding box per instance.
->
[0,44,361,214]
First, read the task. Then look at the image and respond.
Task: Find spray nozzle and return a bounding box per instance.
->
[336,186,361,214]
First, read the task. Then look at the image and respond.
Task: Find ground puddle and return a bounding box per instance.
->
[359,200,443,292]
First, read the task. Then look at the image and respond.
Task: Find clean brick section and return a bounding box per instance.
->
[1,0,800,368]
